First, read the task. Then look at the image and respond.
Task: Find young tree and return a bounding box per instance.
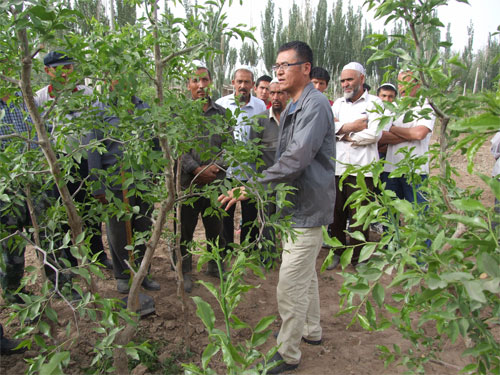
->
[327,1,500,374]
[1,1,281,374]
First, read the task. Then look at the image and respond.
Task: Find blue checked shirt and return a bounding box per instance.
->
[0,94,36,150]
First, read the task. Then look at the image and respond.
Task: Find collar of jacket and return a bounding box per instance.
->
[282,82,315,120]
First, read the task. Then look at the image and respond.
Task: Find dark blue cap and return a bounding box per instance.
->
[43,51,74,67]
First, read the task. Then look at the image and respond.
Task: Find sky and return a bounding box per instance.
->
[223,0,500,52]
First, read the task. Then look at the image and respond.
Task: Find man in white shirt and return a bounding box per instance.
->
[216,66,267,251]
[330,62,383,266]
[378,71,435,203]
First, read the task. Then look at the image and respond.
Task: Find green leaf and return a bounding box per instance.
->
[384,304,400,314]
[479,173,500,201]
[75,231,85,245]
[357,314,371,330]
[349,231,366,242]
[335,306,357,317]
[462,342,492,357]
[358,243,376,263]
[426,275,447,290]
[340,248,353,268]
[443,214,488,230]
[29,5,56,21]
[254,315,276,333]
[372,283,385,307]
[463,280,487,303]
[450,113,500,132]
[192,296,215,331]
[394,199,416,220]
[39,321,51,337]
[346,283,370,295]
[458,318,469,338]
[230,314,250,330]
[39,351,70,374]
[440,272,474,282]
[479,253,500,278]
[45,306,58,322]
[125,347,139,360]
[459,363,478,373]
[201,343,219,369]
[448,320,459,343]
[451,198,486,212]
[251,330,270,347]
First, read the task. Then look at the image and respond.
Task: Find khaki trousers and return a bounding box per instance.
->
[277,226,323,364]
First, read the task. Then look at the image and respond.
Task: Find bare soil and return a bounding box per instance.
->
[1,131,497,375]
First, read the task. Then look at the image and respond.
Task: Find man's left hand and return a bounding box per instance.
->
[218,186,248,211]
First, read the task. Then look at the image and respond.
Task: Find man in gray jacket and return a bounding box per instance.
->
[219,41,335,374]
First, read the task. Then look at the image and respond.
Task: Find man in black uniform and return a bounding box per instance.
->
[179,63,230,292]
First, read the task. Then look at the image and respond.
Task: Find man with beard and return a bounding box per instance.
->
[249,79,289,261]
[329,62,383,268]
[216,66,266,253]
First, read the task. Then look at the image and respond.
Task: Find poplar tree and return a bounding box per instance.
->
[115,0,136,27]
[261,0,276,74]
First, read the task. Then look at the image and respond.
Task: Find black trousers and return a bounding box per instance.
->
[106,190,152,279]
[222,199,259,251]
[179,197,224,273]
[330,175,373,264]
[54,161,107,265]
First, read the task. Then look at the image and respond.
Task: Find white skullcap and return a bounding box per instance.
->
[378,83,397,91]
[192,60,207,69]
[233,65,254,78]
[270,77,280,84]
[342,62,366,76]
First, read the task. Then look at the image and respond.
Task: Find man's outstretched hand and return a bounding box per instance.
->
[218,186,248,211]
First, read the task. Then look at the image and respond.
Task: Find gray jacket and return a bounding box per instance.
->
[257,82,336,228]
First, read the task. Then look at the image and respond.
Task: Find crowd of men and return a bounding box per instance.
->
[1,42,436,373]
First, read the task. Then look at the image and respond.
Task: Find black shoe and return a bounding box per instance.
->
[183,274,193,293]
[141,277,160,291]
[0,336,27,355]
[302,336,322,345]
[265,352,299,374]
[116,279,130,294]
[273,331,322,345]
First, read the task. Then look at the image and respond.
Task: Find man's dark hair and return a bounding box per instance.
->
[376,83,398,96]
[277,41,313,77]
[311,67,330,84]
[193,66,212,80]
[256,75,272,88]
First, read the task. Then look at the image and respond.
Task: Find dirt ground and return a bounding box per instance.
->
[0,131,497,374]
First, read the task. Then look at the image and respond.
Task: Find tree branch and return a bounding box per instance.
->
[160,42,204,66]
[0,133,42,145]
[0,73,21,87]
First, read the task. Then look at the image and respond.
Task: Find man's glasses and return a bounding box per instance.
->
[272,62,306,72]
